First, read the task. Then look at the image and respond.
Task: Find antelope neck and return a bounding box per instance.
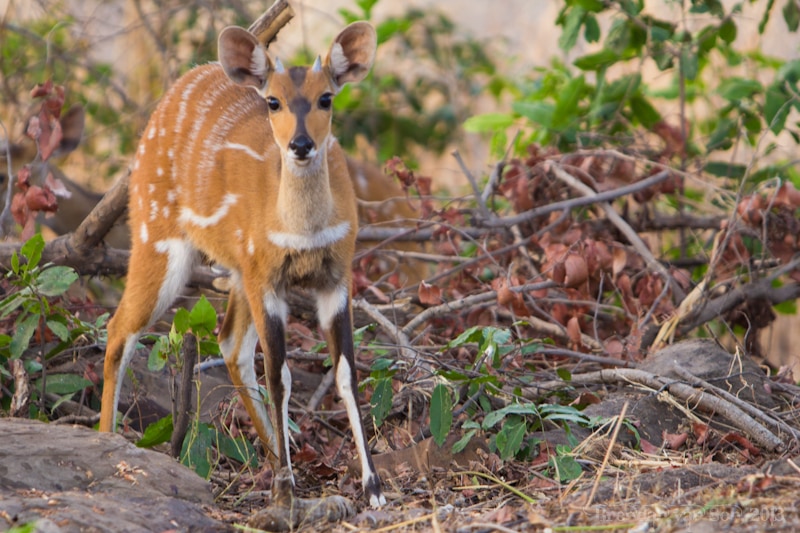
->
[276,150,334,235]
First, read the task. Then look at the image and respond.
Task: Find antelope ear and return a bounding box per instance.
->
[325,21,377,90]
[218,26,272,90]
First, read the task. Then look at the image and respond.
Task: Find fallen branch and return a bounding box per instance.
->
[530,367,784,452]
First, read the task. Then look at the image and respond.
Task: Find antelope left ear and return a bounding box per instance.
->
[325,21,377,90]
[218,26,272,91]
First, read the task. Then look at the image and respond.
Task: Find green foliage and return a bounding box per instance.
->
[147,295,220,373]
[437,325,593,465]
[137,297,258,478]
[467,0,800,172]
[333,4,497,162]
[0,234,107,417]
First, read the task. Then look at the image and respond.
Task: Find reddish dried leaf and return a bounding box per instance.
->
[37,113,63,161]
[16,165,32,190]
[720,432,760,456]
[418,280,442,305]
[662,431,689,450]
[563,254,588,288]
[569,392,601,408]
[292,442,318,464]
[11,192,28,225]
[692,422,711,444]
[25,185,58,213]
[566,316,582,347]
[640,438,660,454]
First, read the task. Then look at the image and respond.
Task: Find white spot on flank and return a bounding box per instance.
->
[162,206,170,218]
[234,229,243,241]
[159,128,166,137]
[178,193,239,228]
[247,238,255,256]
[148,184,156,194]
[133,159,140,171]
[152,239,196,326]
[147,127,156,140]
[166,190,177,203]
[268,221,350,250]
[139,144,146,156]
[156,167,164,177]
[140,223,148,243]
[150,200,159,221]
[317,286,348,331]
[223,142,265,161]
[167,148,175,160]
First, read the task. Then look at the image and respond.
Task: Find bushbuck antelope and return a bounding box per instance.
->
[98,22,385,508]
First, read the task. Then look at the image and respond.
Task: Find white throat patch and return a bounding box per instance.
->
[268,221,350,250]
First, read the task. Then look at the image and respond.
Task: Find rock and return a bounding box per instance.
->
[0,418,231,532]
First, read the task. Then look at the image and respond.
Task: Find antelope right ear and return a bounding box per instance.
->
[325,21,377,90]
[218,26,271,91]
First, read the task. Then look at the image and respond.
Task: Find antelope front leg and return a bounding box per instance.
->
[318,287,386,507]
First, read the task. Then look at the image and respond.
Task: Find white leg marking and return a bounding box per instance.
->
[178,193,239,228]
[264,292,288,325]
[280,360,295,485]
[110,333,142,428]
[317,286,348,331]
[336,358,377,500]
[219,322,278,456]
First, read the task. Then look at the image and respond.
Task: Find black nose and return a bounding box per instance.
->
[289,135,314,159]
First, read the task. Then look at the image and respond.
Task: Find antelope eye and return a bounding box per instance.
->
[267,97,281,111]
[318,93,333,110]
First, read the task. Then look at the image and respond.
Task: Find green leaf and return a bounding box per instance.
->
[575,0,605,12]
[173,308,190,336]
[573,49,620,71]
[370,378,393,426]
[765,86,790,134]
[717,77,763,101]
[784,0,800,31]
[46,318,70,342]
[496,416,526,460]
[370,358,394,372]
[34,266,78,297]
[482,403,540,429]
[34,373,92,395]
[216,433,258,468]
[430,384,453,447]
[774,299,797,315]
[552,76,586,129]
[148,336,170,372]
[559,6,586,52]
[630,95,662,128]
[10,250,19,275]
[451,429,477,454]
[704,161,747,178]
[680,47,699,81]
[512,101,555,128]
[583,14,600,42]
[189,295,217,337]
[20,234,45,271]
[463,113,514,133]
[180,422,214,479]
[10,313,39,359]
[549,453,583,481]
[719,18,737,43]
